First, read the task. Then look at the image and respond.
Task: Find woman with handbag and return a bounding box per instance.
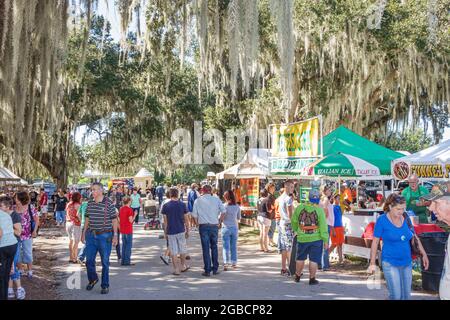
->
[367,193,429,300]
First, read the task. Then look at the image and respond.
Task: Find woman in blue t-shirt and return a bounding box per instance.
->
[368,193,429,300]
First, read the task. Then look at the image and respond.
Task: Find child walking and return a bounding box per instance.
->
[329,194,345,264]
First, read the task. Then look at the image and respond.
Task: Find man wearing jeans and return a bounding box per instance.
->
[191,185,226,277]
[81,182,118,295]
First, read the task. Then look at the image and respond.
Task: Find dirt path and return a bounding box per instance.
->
[26,222,436,300]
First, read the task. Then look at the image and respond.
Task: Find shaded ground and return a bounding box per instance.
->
[26,220,439,300]
[14,223,62,300]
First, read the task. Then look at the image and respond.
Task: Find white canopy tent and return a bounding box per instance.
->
[392,139,450,181]
[216,149,269,180]
[0,167,28,185]
[135,168,153,178]
[134,168,153,189]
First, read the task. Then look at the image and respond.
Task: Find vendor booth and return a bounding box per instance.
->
[134,168,153,190]
[268,122,407,260]
[0,167,29,193]
[392,139,450,181]
[216,148,269,224]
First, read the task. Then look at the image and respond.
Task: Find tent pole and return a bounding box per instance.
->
[338,176,341,195]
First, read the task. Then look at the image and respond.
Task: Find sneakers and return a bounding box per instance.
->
[27,270,33,279]
[101,287,109,294]
[213,271,220,275]
[8,288,15,299]
[16,287,26,300]
[309,278,319,285]
[201,272,210,277]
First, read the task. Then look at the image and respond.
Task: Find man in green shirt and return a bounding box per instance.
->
[291,188,329,285]
[401,174,431,224]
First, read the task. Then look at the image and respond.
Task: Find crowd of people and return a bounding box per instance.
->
[1,176,449,300]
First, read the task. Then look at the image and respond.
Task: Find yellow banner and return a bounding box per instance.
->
[271,118,320,158]
[410,164,446,179]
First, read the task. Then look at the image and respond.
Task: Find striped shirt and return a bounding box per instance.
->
[85,197,117,231]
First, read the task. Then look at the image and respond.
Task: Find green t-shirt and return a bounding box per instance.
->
[131,194,141,208]
[291,203,329,244]
[401,186,429,223]
[78,202,88,227]
[401,186,429,209]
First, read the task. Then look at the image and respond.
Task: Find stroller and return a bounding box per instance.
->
[143,199,161,230]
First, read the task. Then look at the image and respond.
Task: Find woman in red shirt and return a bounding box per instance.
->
[119,197,135,266]
[66,192,81,263]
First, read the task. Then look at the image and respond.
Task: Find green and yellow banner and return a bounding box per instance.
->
[271,117,320,158]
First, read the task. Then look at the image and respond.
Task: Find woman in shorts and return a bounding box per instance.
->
[66,192,82,263]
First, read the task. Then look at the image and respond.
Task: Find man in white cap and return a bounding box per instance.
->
[424,190,450,300]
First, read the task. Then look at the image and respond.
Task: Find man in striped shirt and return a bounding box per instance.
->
[81,182,118,295]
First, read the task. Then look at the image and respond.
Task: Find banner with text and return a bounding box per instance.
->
[270,117,320,158]
[269,158,317,175]
[393,161,450,180]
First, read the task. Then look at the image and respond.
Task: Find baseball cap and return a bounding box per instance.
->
[309,189,321,202]
[422,189,450,202]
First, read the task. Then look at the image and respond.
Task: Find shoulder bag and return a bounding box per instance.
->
[403,212,422,257]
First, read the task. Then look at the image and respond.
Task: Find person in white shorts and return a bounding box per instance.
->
[161,187,190,275]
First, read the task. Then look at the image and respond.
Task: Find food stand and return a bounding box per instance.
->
[392,138,450,182]
[216,148,269,225]
[269,123,407,260]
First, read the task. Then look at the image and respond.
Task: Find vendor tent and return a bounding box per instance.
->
[134,168,153,189]
[216,148,269,180]
[305,153,381,177]
[135,168,153,178]
[391,139,450,180]
[322,126,404,176]
[0,167,22,183]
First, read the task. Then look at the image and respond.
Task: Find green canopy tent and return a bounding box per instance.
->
[269,125,404,177]
[320,125,404,176]
[305,153,381,177]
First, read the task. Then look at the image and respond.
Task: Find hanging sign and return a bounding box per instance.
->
[270,117,320,158]
[393,161,450,180]
[269,158,317,175]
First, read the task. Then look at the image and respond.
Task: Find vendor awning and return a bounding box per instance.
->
[0,167,22,182]
[305,153,381,177]
[322,126,404,176]
[392,139,450,180]
[135,168,153,178]
[216,148,269,180]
